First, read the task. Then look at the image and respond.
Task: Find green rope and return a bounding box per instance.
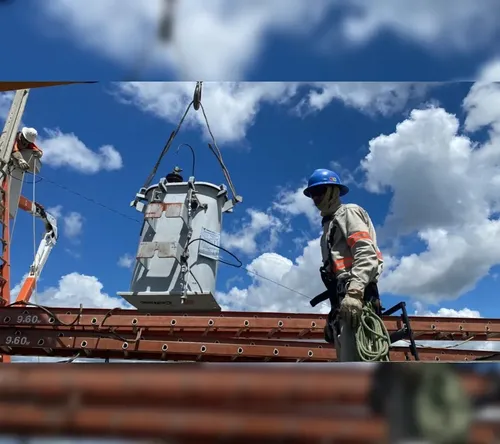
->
[355,302,391,362]
[415,364,472,443]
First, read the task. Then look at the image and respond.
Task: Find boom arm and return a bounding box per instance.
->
[15,196,58,303]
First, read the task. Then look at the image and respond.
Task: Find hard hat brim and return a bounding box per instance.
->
[303,183,349,198]
[21,127,37,144]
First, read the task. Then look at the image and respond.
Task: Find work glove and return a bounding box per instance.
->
[16,159,30,171]
[339,289,363,330]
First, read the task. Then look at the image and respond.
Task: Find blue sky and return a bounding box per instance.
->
[0,0,499,349]
[1,0,499,81]
[2,77,500,326]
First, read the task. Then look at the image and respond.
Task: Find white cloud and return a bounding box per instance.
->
[11,272,131,309]
[474,58,500,83]
[40,129,123,174]
[117,253,134,268]
[273,182,320,226]
[115,82,428,146]
[63,211,84,238]
[359,89,500,301]
[222,209,284,256]
[414,302,481,318]
[47,205,63,219]
[114,82,300,143]
[36,1,500,80]
[339,0,500,54]
[0,91,14,119]
[295,83,430,117]
[0,93,123,175]
[219,79,500,311]
[47,205,84,240]
[38,0,329,80]
[217,239,329,313]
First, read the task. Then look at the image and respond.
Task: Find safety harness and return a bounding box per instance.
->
[310,209,389,361]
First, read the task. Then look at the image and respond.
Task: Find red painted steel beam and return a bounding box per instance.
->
[1,306,499,341]
[0,364,498,442]
[0,329,494,362]
[0,402,498,442]
[0,82,97,92]
[0,364,490,400]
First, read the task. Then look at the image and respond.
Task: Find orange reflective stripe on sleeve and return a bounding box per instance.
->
[333,257,353,271]
[31,142,43,155]
[347,231,372,248]
[331,251,383,271]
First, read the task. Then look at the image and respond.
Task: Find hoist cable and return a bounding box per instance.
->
[140,99,194,191]
[139,80,239,204]
[199,103,240,201]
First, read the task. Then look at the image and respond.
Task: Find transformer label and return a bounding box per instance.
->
[199,227,221,261]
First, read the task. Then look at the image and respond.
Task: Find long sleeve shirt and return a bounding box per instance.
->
[320,203,383,293]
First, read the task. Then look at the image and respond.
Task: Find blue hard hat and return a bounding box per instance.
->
[303,169,349,197]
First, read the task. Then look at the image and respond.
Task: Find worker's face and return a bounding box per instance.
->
[19,135,30,148]
[309,186,328,206]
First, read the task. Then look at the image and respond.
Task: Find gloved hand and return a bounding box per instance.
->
[339,289,363,329]
[17,159,30,171]
[32,150,42,158]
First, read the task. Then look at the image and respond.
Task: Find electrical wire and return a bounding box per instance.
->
[21,172,322,306]
[176,143,196,177]
[33,173,142,224]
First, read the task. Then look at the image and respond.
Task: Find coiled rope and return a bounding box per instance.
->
[355,302,391,362]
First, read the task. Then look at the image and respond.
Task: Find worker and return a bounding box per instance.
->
[304,168,384,362]
[11,127,42,171]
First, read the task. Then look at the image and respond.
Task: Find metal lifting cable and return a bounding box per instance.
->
[138,82,201,192]
[138,82,241,204]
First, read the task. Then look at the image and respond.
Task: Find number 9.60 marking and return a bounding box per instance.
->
[5,336,30,346]
[17,315,39,324]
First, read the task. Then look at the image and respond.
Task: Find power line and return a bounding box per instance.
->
[37,174,142,224]
[245,269,312,299]
[28,172,322,306]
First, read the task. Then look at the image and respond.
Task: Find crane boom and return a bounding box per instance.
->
[14,196,58,303]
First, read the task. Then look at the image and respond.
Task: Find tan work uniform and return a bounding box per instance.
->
[320,203,383,362]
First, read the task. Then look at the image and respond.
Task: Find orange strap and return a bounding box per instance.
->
[31,142,43,155]
[12,135,20,153]
[347,231,371,248]
[332,251,383,271]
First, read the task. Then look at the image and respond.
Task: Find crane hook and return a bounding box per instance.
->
[193,81,202,110]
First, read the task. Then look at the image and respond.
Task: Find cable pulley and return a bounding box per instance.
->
[193,81,202,110]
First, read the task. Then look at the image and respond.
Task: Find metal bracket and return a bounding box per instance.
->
[382,301,420,361]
